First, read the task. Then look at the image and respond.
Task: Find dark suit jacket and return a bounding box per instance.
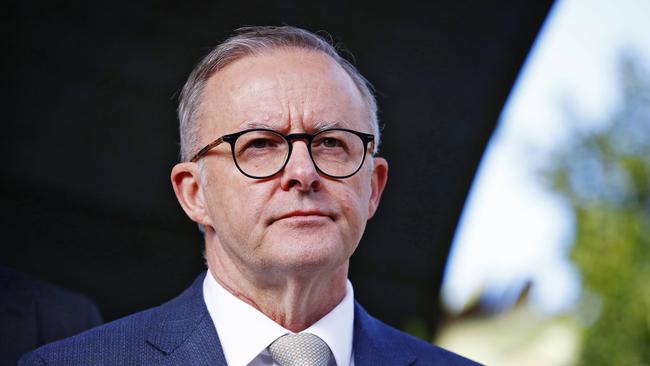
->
[0,266,102,366]
[19,272,479,365]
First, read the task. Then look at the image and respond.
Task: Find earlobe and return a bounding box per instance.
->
[170,162,212,227]
[367,157,388,219]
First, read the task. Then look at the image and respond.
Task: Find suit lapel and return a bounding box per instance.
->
[145,272,227,365]
[353,302,416,366]
[144,274,417,365]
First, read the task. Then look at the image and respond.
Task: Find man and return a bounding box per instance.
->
[20,26,478,365]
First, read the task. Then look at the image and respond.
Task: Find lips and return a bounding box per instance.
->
[271,210,334,224]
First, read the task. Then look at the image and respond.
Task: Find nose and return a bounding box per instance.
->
[279,140,322,192]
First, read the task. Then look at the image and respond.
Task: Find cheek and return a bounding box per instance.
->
[337,183,371,230]
[219,182,270,230]
[203,170,265,232]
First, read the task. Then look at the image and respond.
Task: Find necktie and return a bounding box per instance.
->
[268,333,332,366]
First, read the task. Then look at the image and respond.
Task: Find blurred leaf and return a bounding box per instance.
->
[544,54,650,365]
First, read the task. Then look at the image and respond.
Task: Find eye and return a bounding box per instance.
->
[322,137,343,148]
[250,138,275,148]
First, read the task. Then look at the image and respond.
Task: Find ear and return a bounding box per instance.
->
[171,162,213,227]
[367,157,388,219]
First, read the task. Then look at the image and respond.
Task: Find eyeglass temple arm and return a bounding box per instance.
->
[189,137,225,162]
[367,137,376,155]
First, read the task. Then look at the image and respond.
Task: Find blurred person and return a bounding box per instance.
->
[20,26,478,365]
[0,265,102,366]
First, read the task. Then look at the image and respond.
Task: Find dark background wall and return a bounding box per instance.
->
[2,0,552,338]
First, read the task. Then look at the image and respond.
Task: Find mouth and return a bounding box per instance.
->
[271,210,334,224]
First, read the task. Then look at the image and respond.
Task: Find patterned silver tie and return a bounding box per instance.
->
[268,333,332,366]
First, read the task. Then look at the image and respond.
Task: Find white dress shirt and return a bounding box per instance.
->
[203,271,355,366]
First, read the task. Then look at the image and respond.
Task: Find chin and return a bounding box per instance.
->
[260,222,356,271]
[265,237,350,274]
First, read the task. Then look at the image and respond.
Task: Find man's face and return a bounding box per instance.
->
[178,48,387,280]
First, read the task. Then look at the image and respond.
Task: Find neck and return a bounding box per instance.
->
[204,240,349,332]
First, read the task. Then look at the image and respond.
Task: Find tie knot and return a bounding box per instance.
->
[269,333,332,366]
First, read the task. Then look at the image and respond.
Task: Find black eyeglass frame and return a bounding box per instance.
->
[189,128,375,179]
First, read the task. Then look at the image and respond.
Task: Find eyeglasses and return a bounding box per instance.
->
[190,128,375,179]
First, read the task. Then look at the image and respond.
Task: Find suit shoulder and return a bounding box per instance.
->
[19,273,210,366]
[19,305,159,366]
[366,313,481,365]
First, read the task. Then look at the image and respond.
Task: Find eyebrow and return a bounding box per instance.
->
[239,121,278,130]
[312,120,344,131]
[238,120,346,132]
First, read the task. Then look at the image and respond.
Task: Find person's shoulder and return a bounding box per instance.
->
[378,320,480,365]
[1,265,102,329]
[355,303,482,365]
[1,266,104,365]
[19,272,209,366]
[19,305,159,366]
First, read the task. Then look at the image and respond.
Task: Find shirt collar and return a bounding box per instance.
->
[203,271,354,366]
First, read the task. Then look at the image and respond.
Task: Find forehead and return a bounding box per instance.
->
[198,48,370,138]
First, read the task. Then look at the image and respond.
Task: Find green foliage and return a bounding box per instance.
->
[546,55,650,365]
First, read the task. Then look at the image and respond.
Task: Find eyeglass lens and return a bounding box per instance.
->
[232,130,366,178]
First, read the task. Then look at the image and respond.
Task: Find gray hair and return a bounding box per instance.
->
[177,25,380,162]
